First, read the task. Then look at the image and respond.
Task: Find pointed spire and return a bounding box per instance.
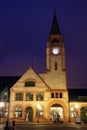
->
[50,10,61,34]
[2,86,8,91]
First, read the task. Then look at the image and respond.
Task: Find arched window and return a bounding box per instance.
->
[52,39,59,45]
[14,106,22,118]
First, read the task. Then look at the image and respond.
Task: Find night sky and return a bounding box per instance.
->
[0,0,87,89]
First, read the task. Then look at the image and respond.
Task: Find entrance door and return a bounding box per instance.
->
[81,107,87,122]
[50,104,63,122]
[25,107,33,122]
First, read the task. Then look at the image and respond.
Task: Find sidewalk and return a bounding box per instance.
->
[0,124,5,130]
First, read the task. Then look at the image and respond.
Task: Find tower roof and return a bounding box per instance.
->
[50,10,61,35]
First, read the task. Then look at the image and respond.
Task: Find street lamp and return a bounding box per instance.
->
[36,104,42,123]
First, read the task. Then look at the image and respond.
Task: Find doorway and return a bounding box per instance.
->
[25,107,33,122]
[81,107,87,122]
[50,104,63,122]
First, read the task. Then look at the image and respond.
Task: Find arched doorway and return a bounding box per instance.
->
[81,107,87,122]
[50,104,63,123]
[25,107,33,122]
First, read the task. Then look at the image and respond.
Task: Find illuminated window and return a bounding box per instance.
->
[14,107,22,118]
[25,81,35,87]
[16,93,23,101]
[36,104,44,117]
[0,102,7,118]
[36,93,43,101]
[70,107,77,118]
[26,93,33,101]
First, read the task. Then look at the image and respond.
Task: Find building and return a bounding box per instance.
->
[2,12,87,123]
[9,11,68,123]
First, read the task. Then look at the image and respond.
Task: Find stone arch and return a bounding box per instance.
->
[79,104,87,122]
[47,100,69,122]
[24,103,35,119]
[79,104,87,109]
[24,103,35,111]
[13,103,23,109]
[25,106,33,122]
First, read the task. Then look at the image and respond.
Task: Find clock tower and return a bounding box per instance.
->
[46,11,65,72]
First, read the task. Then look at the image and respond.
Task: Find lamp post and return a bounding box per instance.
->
[74,104,81,124]
[37,104,42,123]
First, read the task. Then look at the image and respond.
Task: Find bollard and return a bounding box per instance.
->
[12,120,15,130]
[5,121,8,130]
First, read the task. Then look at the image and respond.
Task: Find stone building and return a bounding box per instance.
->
[9,11,69,123]
[8,12,87,123]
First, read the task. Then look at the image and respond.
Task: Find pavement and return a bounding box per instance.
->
[0,122,87,130]
[0,124,5,130]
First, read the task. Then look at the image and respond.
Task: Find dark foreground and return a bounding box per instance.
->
[2,123,87,130]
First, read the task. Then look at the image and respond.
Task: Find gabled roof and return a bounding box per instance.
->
[11,67,49,90]
[0,76,87,102]
[50,10,61,35]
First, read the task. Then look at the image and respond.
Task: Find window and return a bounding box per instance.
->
[0,107,6,118]
[16,93,23,101]
[36,93,43,101]
[14,107,22,118]
[59,93,62,98]
[55,93,58,98]
[51,93,54,98]
[26,93,33,101]
[55,62,57,70]
[25,81,35,87]
[51,93,62,98]
[36,104,44,117]
[52,39,59,44]
[78,96,87,101]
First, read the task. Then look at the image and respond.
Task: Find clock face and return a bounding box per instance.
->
[52,48,59,54]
